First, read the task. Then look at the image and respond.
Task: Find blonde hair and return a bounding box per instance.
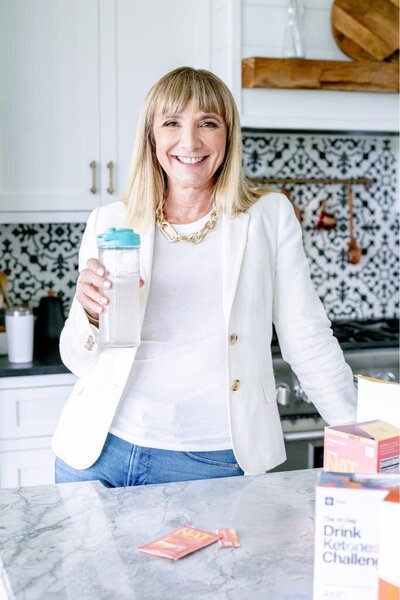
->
[123,67,271,230]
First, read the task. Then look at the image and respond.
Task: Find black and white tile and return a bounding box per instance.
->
[0,223,84,312]
[0,132,398,320]
[243,131,399,319]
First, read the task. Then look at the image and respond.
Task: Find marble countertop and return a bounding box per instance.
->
[0,468,318,599]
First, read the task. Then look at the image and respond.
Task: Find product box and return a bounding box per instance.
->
[357,375,400,429]
[313,471,399,600]
[378,487,400,599]
[324,420,400,474]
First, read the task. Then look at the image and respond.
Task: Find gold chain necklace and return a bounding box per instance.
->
[155,203,218,244]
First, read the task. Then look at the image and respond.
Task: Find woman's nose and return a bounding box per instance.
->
[178,124,201,149]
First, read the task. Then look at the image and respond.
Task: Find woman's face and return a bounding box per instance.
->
[152,100,227,193]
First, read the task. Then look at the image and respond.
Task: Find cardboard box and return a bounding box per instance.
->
[357,375,400,429]
[313,471,399,600]
[324,420,400,474]
[378,487,400,599]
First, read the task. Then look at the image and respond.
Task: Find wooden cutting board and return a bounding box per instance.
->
[332,0,399,61]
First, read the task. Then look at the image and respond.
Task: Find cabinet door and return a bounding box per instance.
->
[0,0,101,221]
[0,382,73,439]
[0,445,55,488]
[108,0,211,199]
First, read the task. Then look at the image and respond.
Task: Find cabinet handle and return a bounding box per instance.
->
[89,161,97,194]
[107,161,114,194]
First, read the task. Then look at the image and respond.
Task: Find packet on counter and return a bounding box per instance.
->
[218,528,240,548]
[137,525,220,560]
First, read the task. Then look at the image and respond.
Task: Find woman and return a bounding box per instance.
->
[52,67,356,486]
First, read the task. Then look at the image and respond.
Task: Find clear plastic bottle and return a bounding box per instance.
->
[282,0,306,58]
[97,227,141,348]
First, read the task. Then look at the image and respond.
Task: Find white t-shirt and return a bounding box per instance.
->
[110,211,231,450]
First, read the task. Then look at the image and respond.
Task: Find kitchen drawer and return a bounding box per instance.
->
[0,383,73,439]
[0,444,55,488]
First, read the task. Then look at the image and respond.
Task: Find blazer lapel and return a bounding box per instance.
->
[222,211,250,324]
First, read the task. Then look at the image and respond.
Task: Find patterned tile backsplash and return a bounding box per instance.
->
[242,131,399,320]
[0,131,398,320]
[0,223,84,314]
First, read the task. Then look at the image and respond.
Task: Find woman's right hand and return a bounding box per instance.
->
[76,258,144,321]
[76,258,111,320]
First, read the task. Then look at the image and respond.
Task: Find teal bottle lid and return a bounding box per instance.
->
[97,227,140,249]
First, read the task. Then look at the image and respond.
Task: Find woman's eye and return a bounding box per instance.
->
[201,121,218,128]
[163,120,179,127]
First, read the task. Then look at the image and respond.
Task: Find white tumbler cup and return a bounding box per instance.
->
[5,306,34,363]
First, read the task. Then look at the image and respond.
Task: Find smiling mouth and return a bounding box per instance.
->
[173,155,208,165]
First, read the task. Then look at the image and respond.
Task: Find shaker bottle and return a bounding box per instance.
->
[97,227,141,348]
[5,306,34,363]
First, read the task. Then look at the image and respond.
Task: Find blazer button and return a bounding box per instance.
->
[229,333,238,345]
[84,335,95,351]
[231,379,241,391]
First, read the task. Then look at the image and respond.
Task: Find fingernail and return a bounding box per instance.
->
[96,306,103,314]
[103,281,111,289]
[100,297,108,304]
[97,268,105,276]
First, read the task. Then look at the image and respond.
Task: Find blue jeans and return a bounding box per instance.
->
[55,433,244,487]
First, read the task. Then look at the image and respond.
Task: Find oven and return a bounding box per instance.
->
[270,318,399,472]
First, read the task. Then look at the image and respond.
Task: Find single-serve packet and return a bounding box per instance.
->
[218,528,240,548]
[138,525,220,560]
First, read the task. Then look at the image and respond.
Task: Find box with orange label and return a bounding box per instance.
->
[324,420,400,474]
[378,486,400,599]
[313,471,399,600]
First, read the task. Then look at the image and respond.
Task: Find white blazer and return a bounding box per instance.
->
[52,193,356,474]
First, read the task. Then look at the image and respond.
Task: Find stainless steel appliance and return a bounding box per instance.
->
[271,318,399,472]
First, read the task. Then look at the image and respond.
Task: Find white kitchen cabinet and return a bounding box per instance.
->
[0,1,101,223]
[0,443,56,488]
[0,373,76,488]
[0,0,211,224]
[101,0,211,208]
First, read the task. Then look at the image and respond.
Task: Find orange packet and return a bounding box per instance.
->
[137,525,221,560]
[218,528,240,548]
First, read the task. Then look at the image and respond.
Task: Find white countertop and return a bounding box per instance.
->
[0,469,319,599]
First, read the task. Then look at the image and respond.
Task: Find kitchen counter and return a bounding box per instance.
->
[0,468,318,599]
[0,347,69,377]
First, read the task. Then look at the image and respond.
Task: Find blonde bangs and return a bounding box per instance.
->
[148,69,233,129]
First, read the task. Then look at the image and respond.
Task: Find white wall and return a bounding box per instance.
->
[211,0,399,131]
[242,0,348,61]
